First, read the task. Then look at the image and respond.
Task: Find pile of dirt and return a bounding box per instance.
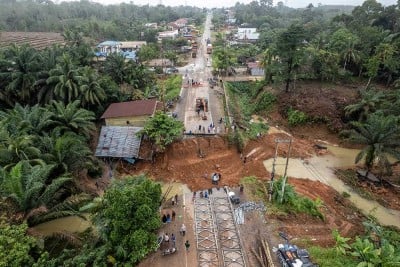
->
[123,132,315,191]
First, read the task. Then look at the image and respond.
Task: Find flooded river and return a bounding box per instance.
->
[263,145,400,228]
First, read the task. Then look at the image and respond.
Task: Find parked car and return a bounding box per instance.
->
[165,67,179,74]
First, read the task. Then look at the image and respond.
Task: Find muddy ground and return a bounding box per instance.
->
[114,82,399,266]
[121,132,367,248]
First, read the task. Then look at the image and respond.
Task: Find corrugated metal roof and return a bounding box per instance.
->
[120,41,147,48]
[95,126,142,158]
[97,40,121,47]
[101,99,158,119]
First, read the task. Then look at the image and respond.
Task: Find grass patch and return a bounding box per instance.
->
[164,74,182,101]
[248,122,269,139]
[241,176,267,200]
[287,107,308,126]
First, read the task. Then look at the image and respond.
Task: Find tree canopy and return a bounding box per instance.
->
[141,111,184,152]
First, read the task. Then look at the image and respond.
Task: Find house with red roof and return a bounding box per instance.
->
[101,99,162,127]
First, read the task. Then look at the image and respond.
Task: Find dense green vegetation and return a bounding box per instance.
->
[0,0,400,265]
[214,1,400,89]
[0,1,205,41]
[0,219,47,267]
[0,2,194,264]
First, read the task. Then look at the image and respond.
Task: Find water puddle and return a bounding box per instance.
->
[32,214,91,236]
[263,145,400,228]
[33,182,192,236]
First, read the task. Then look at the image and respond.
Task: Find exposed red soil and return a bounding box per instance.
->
[121,132,315,191]
[278,178,366,247]
[120,132,367,249]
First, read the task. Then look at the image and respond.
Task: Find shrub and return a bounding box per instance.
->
[287,107,308,126]
[272,177,324,219]
[254,92,276,113]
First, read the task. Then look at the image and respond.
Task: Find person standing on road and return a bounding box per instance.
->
[164,233,170,243]
[172,210,176,221]
[185,240,190,251]
[171,233,176,246]
[180,224,186,236]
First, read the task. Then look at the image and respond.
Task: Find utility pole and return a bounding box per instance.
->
[280,139,292,204]
[268,138,292,203]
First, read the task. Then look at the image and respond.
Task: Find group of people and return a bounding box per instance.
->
[160,194,192,256]
[194,123,220,134]
[162,224,191,255]
[161,210,176,224]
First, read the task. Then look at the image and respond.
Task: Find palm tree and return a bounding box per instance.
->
[1,161,71,212]
[0,129,42,170]
[47,54,84,104]
[80,67,106,107]
[39,132,93,175]
[344,89,384,121]
[348,112,400,176]
[48,100,95,139]
[35,45,64,105]
[103,53,126,85]
[0,161,92,226]
[0,44,41,105]
[0,104,55,136]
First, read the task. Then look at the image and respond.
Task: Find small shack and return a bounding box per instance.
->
[95,126,143,162]
[247,62,265,76]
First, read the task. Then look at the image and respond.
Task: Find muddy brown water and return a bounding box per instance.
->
[263,145,400,228]
[33,183,192,236]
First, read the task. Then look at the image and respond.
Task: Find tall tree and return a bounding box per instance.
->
[92,176,162,264]
[140,111,184,152]
[275,24,306,92]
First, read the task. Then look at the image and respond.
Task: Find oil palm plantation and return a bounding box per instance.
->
[35,46,64,105]
[80,67,106,108]
[0,44,42,106]
[0,104,55,136]
[48,100,95,139]
[0,161,91,226]
[39,132,93,175]
[0,162,68,212]
[0,129,42,170]
[348,112,400,176]
[47,54,84,104]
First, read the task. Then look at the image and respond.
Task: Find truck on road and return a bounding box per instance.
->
[206,43,212,54]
